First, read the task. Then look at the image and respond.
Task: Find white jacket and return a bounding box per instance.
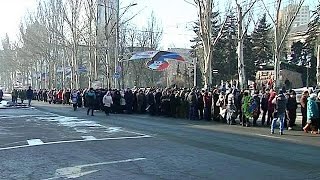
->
[103,95,113,107]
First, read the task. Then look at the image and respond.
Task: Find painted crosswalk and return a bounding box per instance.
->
[0,109,151,150]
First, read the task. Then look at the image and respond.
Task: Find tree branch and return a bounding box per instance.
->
[260,0,275,24]
[242,0,258,18]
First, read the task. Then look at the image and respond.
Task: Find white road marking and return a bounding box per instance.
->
[27,139,44,145]
[43,157,146,180]
[0,135,152,151]
[35,115,150,137]
[0,114,55,119]
[81,136,97,140]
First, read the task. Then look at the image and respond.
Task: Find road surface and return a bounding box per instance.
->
[0,100,319,179]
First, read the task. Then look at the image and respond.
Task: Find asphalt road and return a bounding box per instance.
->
[0,100,319,180]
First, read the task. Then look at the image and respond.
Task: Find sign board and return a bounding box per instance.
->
[113,72,121,79]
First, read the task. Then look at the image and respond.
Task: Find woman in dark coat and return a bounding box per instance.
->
[203,91,212,121]
[212,89,220,121]
[124,89,134,114]
[113,90,122,113]
[197,91,204,120]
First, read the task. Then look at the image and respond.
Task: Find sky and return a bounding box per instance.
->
[128,0,198,49]
[0,0,317,50]
[0,0,198,50]
[0,0,36,42]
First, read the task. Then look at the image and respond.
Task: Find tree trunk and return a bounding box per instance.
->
[237,5,247,90]
[317,45,320,87]
[274,26,281,89]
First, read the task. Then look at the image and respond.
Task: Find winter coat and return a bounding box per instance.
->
[85,90,96,107]
[252,94,261,113]
[19,90,27,100]
[300,95,308,114]
[242,95,252,118]
[124,91,134,105]
[103,94,113,107]
[226,93,236,111]
[307,97,319,120]
[26,89,33,99]
[203,94,212,108]
[187,92,197,107]
[273,94,287,114]
[71,92,78,104]
[261,94,269,111]
[268,92,276,112]
[197,93,204,109]
[286,96,297,111]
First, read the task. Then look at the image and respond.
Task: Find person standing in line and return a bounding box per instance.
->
[26,86,33,106]
[0,89,3,101]
[85,88,96,116]
[241,91,252,127]
[48,90,53,104]
[103,91,113,116]
[11,89,18,105]
[271,90,287,135]
[203,91,212,121]
[147,89,156,116]
[252,90,261,126]
[124,89,133,114]
[300,90,309,130]
[303,93,319,134]
[197,90,204,120]
[267,89,276,125]
[260,90,269,126]
[225,89,236,125]
[212,89,220,121]
[187,88,198,120]
[286,90,297,130]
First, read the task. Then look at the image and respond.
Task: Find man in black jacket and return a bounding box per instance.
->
[260,90,269,126]
[286,90,297,130]
[124,89,134,114]
[26,86,33,106]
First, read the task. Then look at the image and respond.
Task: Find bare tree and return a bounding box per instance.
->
[192,0,228,88]
[261,0,306,88]
[63,0,84,89]
[235,0,257,89]
[84,0,96,87]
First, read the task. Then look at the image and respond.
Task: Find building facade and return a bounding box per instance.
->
[280,5,310,28]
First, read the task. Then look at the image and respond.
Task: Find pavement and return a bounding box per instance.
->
[0,98,319,179]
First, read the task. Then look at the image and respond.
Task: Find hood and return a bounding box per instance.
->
[308,97,316,101]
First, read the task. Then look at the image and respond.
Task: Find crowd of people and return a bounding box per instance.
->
[10,86,320,135]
